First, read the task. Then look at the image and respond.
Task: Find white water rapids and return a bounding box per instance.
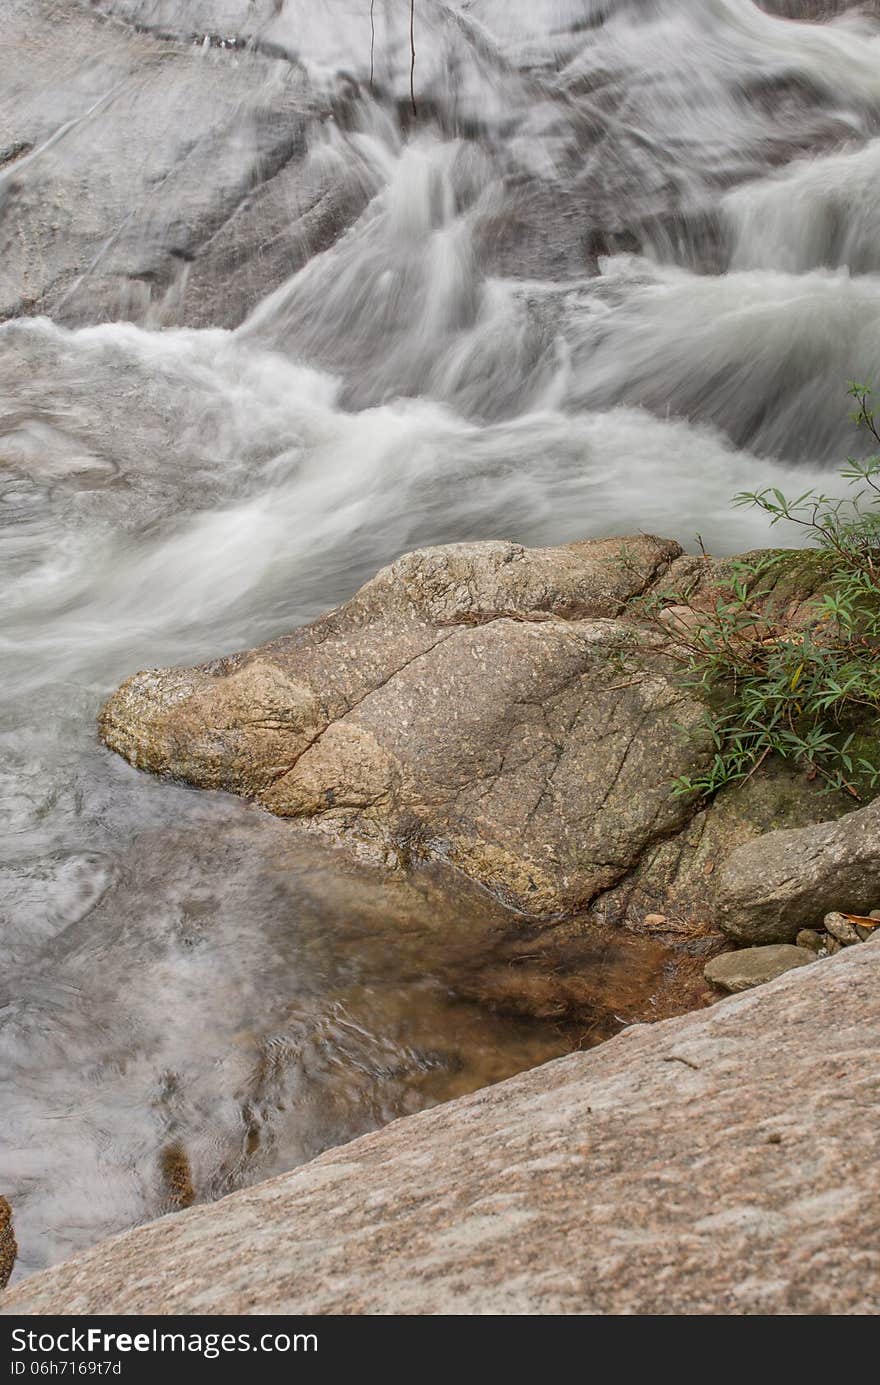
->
[2,0,880,1277]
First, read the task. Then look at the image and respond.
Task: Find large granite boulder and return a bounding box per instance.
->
[99,535,860,922]
[100,534,714,917]
[4,941,878,1316]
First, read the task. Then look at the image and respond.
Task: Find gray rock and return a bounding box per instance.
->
[0,1,362,328]
[796,928,825,954]
[594,756,846,931]
[716,796,880,944]
[5,0,880,337]
[758,1,879,16]
[4,943,879,1316]
[704,945,813,993]
[824,912,863,946]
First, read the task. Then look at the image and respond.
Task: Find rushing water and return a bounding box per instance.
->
[2,0,880,1278]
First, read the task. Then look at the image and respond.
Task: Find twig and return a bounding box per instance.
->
[410,0,417,116]
[738,743,771,787]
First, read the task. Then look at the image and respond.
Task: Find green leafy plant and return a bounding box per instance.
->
[648,385,880,801]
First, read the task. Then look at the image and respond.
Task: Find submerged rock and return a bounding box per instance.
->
[0,1198,16,1290]
[4,943,878,1316]
[704,944,813,993]
[758,2,879,16]
[159,1143,195,1211]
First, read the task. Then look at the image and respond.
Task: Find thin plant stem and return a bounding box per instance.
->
[410,0,417,117]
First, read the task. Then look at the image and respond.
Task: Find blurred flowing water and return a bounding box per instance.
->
[2,0,880,1276]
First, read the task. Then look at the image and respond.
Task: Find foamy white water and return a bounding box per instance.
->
[3,0,880,1276]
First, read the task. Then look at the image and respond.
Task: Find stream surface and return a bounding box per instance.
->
[2,0,880,1278]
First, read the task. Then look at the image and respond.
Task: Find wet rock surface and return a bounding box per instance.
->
[101,534,708,917]
[5,0,880,335]
[100,535,857,922]
[759,2,879,16]
[5,942,879,1316]
[0,1,362,327]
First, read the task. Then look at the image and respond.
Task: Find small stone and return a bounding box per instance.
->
[796,929,825,955]
[643,913,668,928]
[657,604,702,633]
[823,937,842,955]
[870,910,880,920]
[824,912,862,946]
[704,945,813,994]
[160,1143,195,1210]
[0,1196,17,1289]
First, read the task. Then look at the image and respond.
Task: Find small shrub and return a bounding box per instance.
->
[648,385,880,801]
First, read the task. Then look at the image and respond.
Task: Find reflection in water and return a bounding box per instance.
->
[2,794,702,1278]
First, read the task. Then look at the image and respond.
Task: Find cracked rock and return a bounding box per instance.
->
[100,534,714,916]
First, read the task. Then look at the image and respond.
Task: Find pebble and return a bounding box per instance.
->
[824,912,863,946]
[796,928,825,955]
[643,913,668,928]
